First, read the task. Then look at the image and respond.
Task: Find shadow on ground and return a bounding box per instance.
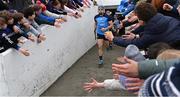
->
[41,45,135,96]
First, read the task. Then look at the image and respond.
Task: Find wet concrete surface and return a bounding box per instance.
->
[42,45,135,96]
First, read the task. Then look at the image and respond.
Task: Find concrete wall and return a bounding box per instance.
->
[0,6,97,96]
[96,0,120,9]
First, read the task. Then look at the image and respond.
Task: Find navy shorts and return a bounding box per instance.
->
[97,34,108,41]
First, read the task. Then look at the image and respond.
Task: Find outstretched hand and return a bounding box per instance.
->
[125,77,144,94]
[83,78,104,92]
[112,57,139,78]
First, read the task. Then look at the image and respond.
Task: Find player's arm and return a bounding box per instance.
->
[107,20,113,30]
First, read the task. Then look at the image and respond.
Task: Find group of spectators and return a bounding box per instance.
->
[0,0,92,56]
[84,0,180,96]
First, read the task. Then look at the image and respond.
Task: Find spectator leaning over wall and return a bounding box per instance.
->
[0,17,30,56]
[105,2,180,50]
[23,7,46,43]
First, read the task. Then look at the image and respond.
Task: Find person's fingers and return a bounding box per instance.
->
[112,64,128,69]
[91,78,97,83]
[83,85,91,89]
[88,89,93,93]
[126,78,141,83]
[83,85,92,89]
[117,57,127,64]
[125,82,141,87]
[126,86,140,91]
[112,67,119,74]
[133,92,139,95]
[84,83,93,86]
[124,57,134,64]
[112,67,129,75]
[122,35,129,38]
[84,87,92,92]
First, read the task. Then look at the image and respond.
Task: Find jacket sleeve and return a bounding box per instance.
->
[113,33,152,49]
[38,13,56,23]
[138,58,180,79]
[171,7,179,16]
[103,79,125,90]
[51,9,68,15]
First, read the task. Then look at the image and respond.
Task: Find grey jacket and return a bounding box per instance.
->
[138,58,180,79]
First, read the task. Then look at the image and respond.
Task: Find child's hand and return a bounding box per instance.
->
[77,13,82,18]
[28,34,35,42]
[13,26,20,33]
[83,78,103,92]
[18,39,25,44]
[19,48,30,56]
[54,22,61,28]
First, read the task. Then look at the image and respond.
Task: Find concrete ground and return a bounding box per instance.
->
[41,45,135,96]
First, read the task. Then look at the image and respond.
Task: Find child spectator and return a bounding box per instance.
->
[0,17,30,56]
[36,0,67,22]
[0,10,26,44]
[59,0,82,18]
[23,7,46,43]
[48,0,81,18]
[47,0,68,15]
[33,4,61,27]
[13,12,36,42]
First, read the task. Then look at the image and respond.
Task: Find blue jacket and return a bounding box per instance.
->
[37,13,56,24]
[113,13,180,49]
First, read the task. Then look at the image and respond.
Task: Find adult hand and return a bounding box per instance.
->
[163,3,173,11]
[125,77,144,94]
[83,78,104,92]
[104,31,114,41]
[112,57,139,78]
[122,32,135,40]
